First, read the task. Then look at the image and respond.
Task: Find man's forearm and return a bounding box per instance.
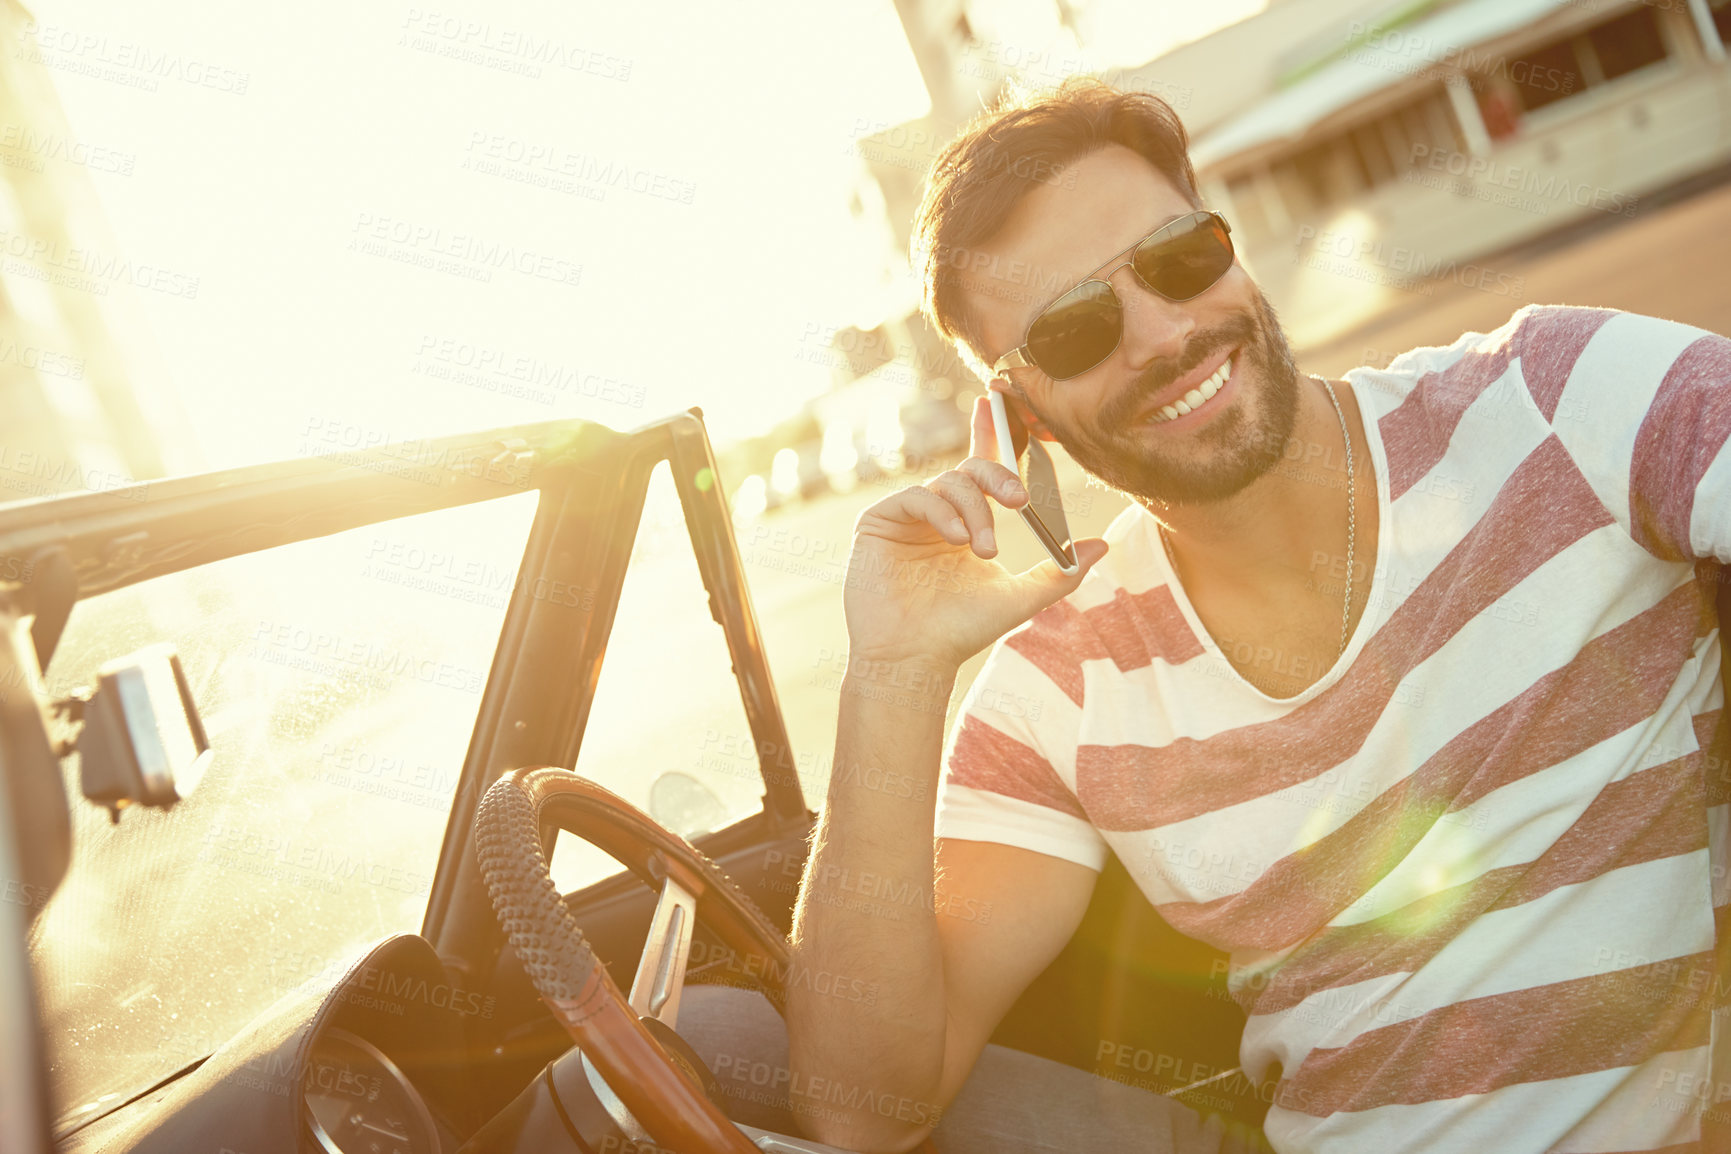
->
[787,662,957,1150]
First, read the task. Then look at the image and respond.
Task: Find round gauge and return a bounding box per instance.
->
[303,1027,439,1154]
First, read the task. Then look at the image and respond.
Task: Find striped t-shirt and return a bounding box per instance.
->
[937,305,1731,1153]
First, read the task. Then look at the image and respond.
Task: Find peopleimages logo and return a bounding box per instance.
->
[1293,225,1527,299]
[398,8,633,81]
[1405,144,1640,218]
[462,132,695,205]
[1344,20,1578,96]
[0,124,135,175]
[0,446,145,501]
[15,20,251,95]
[250,619,488,695]
[412,334,648,410]
[347,212,583,288]
[0,228,199,299]
[346,963,497,1019]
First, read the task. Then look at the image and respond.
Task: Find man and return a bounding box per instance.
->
[684,81,1731,1152]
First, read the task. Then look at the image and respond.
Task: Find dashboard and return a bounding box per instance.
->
[54,931,853,1154]
[56,934,478,1154]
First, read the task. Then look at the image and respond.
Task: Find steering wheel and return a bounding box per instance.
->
[474,767,942,1154]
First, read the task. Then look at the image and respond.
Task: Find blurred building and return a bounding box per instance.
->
[852,0,1731,356]
[1151,0,1731,343]
[0,0,190,506]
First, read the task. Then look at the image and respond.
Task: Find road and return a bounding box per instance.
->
[1302,177,1731,375]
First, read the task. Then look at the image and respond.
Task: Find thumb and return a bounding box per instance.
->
[1072,537,1110,573]
[1011,537,1109,616]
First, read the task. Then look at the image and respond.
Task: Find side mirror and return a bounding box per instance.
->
[75,644,211,820]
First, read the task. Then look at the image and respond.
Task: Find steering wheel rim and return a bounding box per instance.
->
[478,767,944,1154]
[476,766,783,1153]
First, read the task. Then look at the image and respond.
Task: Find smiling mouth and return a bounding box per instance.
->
[1146,354,1233,425]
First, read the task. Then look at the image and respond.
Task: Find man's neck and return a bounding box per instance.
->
[1148,375,1365,599]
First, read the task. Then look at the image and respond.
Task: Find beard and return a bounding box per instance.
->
[1024,287,1302,506]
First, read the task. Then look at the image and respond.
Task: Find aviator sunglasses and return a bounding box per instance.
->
[991,210,1235,382]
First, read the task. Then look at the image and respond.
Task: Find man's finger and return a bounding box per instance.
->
[928,470,998,558]
[956,456,1026,507]
[869,485,973,546]
[969,394,998,463]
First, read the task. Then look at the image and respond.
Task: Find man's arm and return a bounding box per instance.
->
[787,674,1097,1153]
[783,392,1108,1152]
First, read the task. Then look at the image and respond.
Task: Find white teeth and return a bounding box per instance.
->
[1149,355,1234,423]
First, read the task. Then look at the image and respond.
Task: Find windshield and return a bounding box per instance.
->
[29,491,538,1130]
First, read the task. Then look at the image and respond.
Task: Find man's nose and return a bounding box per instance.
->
[1111,265,1194,373]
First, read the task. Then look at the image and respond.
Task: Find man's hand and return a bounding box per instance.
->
[842,393,1109,672]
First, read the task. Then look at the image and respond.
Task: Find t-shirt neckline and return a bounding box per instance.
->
[1152,373,1393,706]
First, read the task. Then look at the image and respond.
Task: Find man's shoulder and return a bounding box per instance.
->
[1341,305,1661,432]
[1357,304,1685,394]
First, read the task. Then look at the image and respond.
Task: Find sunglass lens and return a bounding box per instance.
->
[1026,280,1121,380]
[1135,215,1234,301]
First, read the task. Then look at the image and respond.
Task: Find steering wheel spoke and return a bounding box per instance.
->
[628,873,699,1026]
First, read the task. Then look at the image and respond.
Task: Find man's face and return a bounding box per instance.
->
[960,144,1302,507]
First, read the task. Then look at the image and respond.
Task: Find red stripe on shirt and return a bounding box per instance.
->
[1077,584,1208,674]
[1007,585,1207,710]
[1276,956,1716,1116]
[1514,304,1619,422]
[1694,708,1730,808]
[1707,1111,1731,1153]
[1004,600,1089,708]
[1381,342,1516,502]
[945,714,1089,821]
[1075,436,1614,832]
[1158,583,1707,952]
[1712,905,1731,1012]
[1629,333,1731,562]
[1240,754,1708,1017]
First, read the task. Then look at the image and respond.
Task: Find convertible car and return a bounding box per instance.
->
[0,410,1264,1153]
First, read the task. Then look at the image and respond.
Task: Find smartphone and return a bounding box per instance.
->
[988,389,1079,575]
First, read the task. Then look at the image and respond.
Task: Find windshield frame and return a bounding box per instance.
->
[0,409,811,1136]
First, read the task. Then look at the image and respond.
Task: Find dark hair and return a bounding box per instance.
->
[912,80,1202,373]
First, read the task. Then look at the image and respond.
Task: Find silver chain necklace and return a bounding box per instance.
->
[1157,374,1357,661]
[1315,375,1356,660]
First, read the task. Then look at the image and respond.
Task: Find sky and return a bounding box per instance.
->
[21,0,1267,472]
